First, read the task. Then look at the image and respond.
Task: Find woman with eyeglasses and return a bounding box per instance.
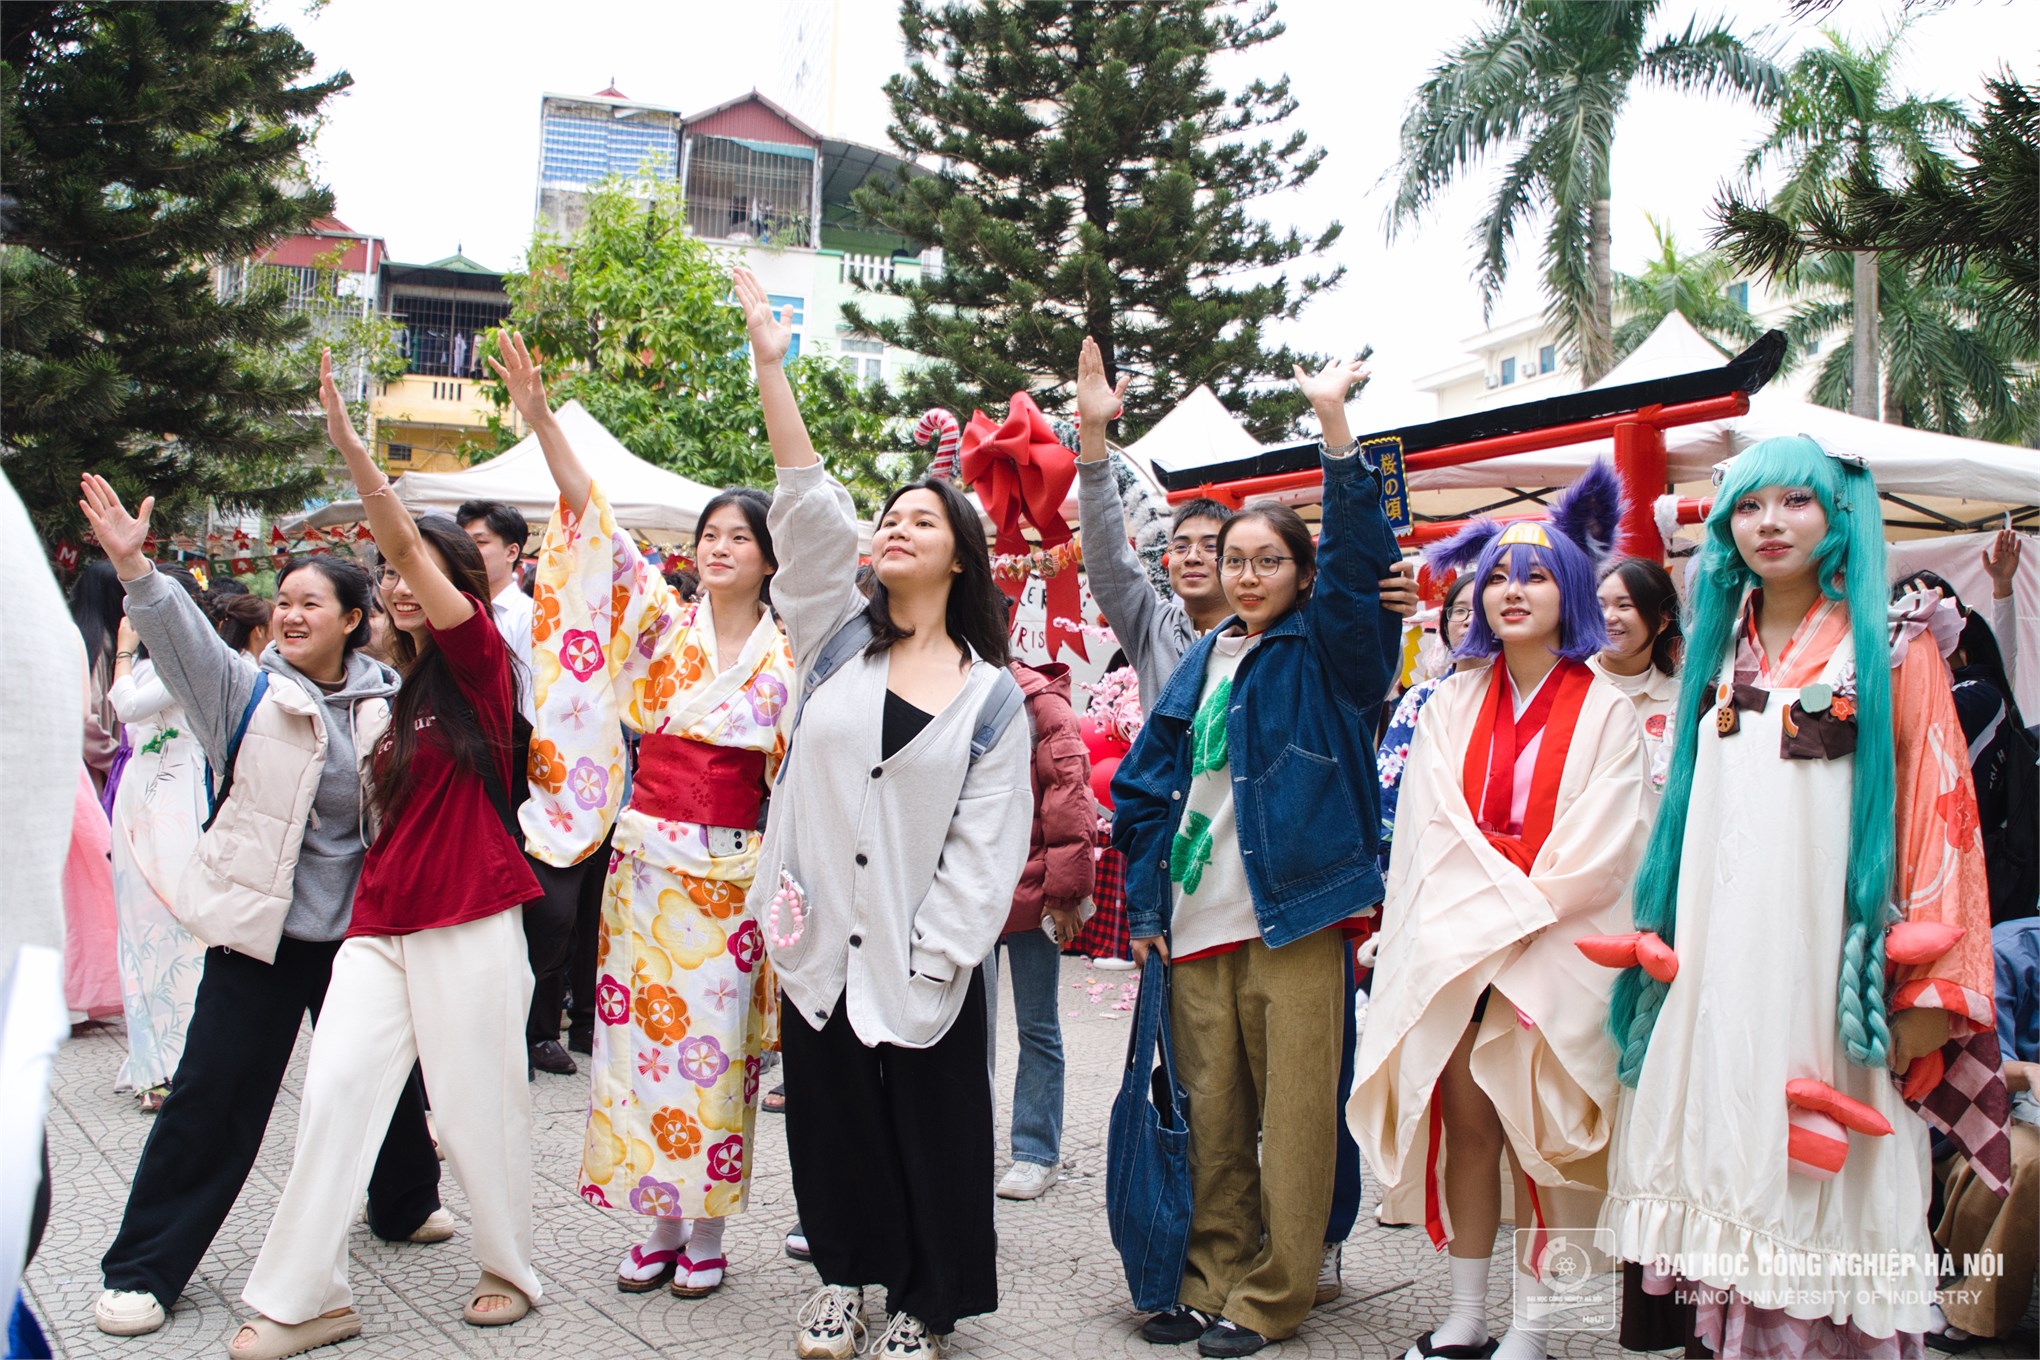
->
[1112,357,1404,1358]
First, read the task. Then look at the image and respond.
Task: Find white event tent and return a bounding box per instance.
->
[296,401,721,539]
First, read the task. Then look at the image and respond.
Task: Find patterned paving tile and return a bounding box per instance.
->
[27,962,2035,1359]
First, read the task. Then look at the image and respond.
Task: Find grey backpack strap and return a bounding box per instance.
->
[969,669,1026,766]
[776,612,876,788]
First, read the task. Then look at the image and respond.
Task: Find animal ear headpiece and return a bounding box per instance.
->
[1423,459,1625,576]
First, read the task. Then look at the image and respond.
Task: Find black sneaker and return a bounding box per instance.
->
[1197,1320,1268,1357]
[785,1219,811,1261]
[529,1039,578,1076]
[1140,1306,1215,1345]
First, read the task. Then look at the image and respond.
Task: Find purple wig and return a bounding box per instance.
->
[1425,460,1625,664]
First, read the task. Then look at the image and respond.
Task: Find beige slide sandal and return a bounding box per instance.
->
[463,1271,532,1327]
[222,1309,361,1360]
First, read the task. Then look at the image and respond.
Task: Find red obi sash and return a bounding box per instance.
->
[633,732,768,831]
[1458,659,1594,871]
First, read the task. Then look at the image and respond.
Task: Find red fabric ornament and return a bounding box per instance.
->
[1089,753,1121,810]
[959,392,1086,661]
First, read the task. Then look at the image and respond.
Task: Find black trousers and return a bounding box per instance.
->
[101,936,441,1308]
[781,972,997,1334]
[525,830,612,1047]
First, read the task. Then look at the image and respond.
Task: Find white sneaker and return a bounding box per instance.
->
[1093,957,1136,971]
[93,1288,165,1336]
[407,1208,456,1243]
[871,1311,940,1357]
[795,1285,865,1359]
[1315,1240,1343,1304]
[995,1161,1058,1200]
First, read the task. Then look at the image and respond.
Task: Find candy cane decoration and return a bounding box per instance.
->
[913,407,962,480]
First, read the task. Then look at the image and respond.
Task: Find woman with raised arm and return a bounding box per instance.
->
[490,330,796,1300]
[1351,462,1649,1360]
[78,479,442,1344]
[732,267,1032,1360]
[221,351,544,1359]
[1110,359,1404,1358]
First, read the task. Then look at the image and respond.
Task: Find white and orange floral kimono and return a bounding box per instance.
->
[1352,661,1649,1253]
[525,482,794,1221]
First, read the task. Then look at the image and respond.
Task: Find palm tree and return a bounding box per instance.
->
[1781,251,2033,440]
[1387,1,1780,384]
[1713,24,1967,418]
[1611,215,1764,362]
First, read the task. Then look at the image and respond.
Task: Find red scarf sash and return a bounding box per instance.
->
[1458,659,1594,871]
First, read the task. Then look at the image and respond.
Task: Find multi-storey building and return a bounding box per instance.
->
[369,252,518,474]
[533,85,932,388]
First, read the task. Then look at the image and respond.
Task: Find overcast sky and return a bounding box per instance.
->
[276,0,2032,424]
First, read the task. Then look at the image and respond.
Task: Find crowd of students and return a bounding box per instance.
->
[56,261,2032,1360]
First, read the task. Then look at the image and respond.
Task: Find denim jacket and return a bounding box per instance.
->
[1111,446,1403,948]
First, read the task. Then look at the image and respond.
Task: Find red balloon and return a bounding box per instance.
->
[1079,715,1126,763]
[1090,753,1121,809]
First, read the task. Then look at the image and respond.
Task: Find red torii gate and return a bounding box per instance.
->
[1155,332,1786,566]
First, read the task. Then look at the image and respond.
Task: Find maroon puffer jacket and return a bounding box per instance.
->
[1002,660,1097,934]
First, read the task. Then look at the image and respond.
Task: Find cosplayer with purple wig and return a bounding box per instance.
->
[1428,459,1624,662]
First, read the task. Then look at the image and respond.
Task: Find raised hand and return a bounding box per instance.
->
[732,267,794,367]
[78,473,154,578]
[1293,356,1370,413]
[487,330,553,428]
[1982,527,2022,599]
[318,349,368,460]
[1076,336,1131,428]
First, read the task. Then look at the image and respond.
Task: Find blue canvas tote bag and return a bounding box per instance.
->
[1105,953,1191,1312]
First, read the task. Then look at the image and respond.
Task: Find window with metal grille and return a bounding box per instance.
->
[389,294,511,378]
[684,135,814,246]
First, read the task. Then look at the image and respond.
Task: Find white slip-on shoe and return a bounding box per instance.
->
[995,1161,1058,1200]
[94,1288,166,1337]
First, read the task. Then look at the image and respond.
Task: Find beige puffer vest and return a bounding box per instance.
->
[173,678,390,963]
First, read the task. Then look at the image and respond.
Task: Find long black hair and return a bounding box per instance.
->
[375,516,510,821]
[1603,557,1684,678]
[70,559,126,675]
[214,592,275,654]
[695,486,776,606]
[863,477,1010,666]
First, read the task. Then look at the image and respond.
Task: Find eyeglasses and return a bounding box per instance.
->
[1170,535,1219,559]
[1445,605,1474,622]
[1220,554,1294,577]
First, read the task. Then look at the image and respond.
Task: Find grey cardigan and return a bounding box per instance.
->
[755,461,1033,1049]
[1076,457,1196,709]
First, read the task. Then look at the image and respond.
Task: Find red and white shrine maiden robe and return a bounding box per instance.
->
[526,481,795,1221]
[1602,597,1998,1353]
[1352,660,1649,1243]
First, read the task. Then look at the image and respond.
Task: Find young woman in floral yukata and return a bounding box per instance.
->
[493,333,795,1301]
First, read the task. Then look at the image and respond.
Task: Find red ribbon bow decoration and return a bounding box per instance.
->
[958,392,1088,662]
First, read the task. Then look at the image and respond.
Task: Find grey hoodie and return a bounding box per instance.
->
[1076,457,1198,710]
[121,568,401,942]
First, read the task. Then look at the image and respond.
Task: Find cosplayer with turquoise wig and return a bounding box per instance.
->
[1597,435,2002,1359]
[1353,461,1654,1360]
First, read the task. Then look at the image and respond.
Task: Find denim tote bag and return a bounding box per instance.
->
[1105,953,1190,1312]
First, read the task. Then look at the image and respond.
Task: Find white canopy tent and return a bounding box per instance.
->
[295,401,722,539]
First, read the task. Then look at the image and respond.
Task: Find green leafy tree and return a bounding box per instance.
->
[845,0,1343,441]
[1610,216,1763,363]
[1389,0,1780,384]
[0,1,352,543]
[1773,252,2031,440]
[477,178,901,509]
[1711,24,1966,419]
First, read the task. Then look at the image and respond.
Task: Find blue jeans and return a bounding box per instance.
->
[981,927,1065,1168]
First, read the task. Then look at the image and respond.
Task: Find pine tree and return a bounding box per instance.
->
[1,2,350,543]
[846,0,1344,441]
